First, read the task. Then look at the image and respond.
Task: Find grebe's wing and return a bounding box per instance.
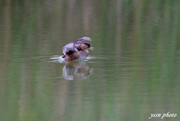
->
[62,42,78,55]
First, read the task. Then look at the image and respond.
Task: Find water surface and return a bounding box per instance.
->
[0,0,180,121]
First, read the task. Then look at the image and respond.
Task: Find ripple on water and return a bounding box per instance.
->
[48,55,104,63]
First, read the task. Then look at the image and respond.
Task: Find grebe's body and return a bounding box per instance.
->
[62,37,93,61]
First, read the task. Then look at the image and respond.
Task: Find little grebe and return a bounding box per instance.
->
[62,37,94,61]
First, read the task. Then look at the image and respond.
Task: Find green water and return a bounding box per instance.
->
[0,0,180,121]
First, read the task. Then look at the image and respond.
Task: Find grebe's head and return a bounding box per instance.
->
[80,42,94,50]
[76,37,92,44]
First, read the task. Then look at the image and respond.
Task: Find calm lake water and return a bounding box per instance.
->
[0,0,180,121]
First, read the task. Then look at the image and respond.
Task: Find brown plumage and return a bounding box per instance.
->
[64,49,89,61]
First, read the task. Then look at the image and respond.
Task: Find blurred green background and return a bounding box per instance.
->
[0,0,180,121]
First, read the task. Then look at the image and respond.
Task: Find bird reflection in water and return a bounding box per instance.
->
[62,61,93,80]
